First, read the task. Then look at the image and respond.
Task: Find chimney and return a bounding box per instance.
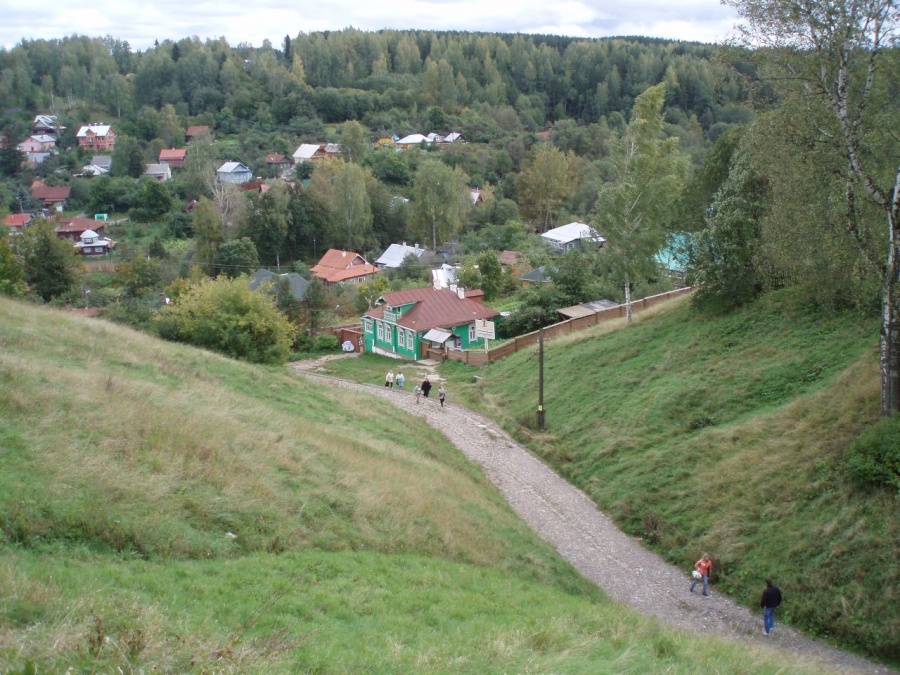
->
[457,286,465,299]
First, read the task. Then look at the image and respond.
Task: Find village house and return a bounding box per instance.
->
[248,269,310,300]
[31,182,71,212]
[82,155,112,176]
[76,123,117,152]
[5,213,32,235]
[17,135,56,154]
[374,242,425,269]
[144,163,172,181]
[310,249,378,288]
[32,115,62,137]
[158,148,187,168]
[292,143,340,163]
[362,285,499,360]
[185,125,211,144]
[72,228,115,256]
[55,217,107,242]
[216,161,252,184]
[541,222,605,252]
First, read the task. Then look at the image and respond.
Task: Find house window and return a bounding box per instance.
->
[469,323,477,342]
[407,330,414,350]
[377,321,383,341]
[363,317,373,333]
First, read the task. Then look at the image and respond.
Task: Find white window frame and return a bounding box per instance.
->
[469,323,476,343]
[377,321,383,341]
[407,330,414,350]
[363,317,373,333]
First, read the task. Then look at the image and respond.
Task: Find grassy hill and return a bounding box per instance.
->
[0,297,823,673]
[416,291,896,664]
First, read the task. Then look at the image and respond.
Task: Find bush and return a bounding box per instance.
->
[847,415,900,492]
[156,276,297,364]
[312,334,339,352]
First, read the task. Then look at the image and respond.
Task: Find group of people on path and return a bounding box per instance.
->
[691,553,782,636]
[386,371,446,407]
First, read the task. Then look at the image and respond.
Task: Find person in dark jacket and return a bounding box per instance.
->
[760,579,782,635]
[421,378,432,398]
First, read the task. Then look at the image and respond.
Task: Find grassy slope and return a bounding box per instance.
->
[0,297,814,673]
[416,291,897,663]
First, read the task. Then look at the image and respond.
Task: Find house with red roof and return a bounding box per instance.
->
[55,217,107,242]
[310,249,378,288]
[5,213,32,234]
[185,126,211,144]
[362,285,499,360]
[158,148,187,168]
[31,182,71,211]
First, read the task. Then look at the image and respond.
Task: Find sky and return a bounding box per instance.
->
[0,0,740,51]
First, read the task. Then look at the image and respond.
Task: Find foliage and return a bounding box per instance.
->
[593,83,686,323]
[190,196,223,270]
[312,333,340,352]
[411,159,470,251]
[690,144,769,312]
[846,414,900,492]
[0,236,26,297]
[155,275,296,363]
[515,143,575,232]
[213,238,259,277]
[15,221,79,302]
[331,163,373,251]
[116,256,164,298]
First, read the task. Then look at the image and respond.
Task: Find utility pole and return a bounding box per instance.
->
[536,327,545,430]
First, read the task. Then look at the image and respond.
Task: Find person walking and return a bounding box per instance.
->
[414,383,422,404]
[690,553,712,596]
[396,372,405,390]
[760,579,782,635]
[385,370,394,388]
[421,377,432,399]
[438,385,446,407]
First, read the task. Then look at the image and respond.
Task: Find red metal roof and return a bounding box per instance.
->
[31,185,71,201]
[56,217,104,234]
[365,286,499,333]
[159,148,187,161]
[310,248,377,284]
[5,213,32,227]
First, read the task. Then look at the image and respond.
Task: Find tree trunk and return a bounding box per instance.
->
[881,185,900,413]
[624,274,633,325]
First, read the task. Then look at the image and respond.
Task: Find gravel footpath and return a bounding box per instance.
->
[293,363,892,675]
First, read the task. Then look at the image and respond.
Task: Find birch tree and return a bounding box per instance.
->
[593,83,686,323]
[726,0,900,413]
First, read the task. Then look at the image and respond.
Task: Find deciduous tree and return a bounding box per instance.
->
[726,0,900,413]
[412,159,470,250]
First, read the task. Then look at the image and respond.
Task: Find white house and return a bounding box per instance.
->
[541,222,605,251]
[144,163,172,181]
[73,229,115,255]
[375,243,425,269]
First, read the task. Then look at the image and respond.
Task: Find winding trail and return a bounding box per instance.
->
[290,358,892,674]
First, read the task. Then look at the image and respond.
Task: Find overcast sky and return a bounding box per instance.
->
[0,0,740,51]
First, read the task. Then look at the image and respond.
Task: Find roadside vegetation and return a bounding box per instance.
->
[1,296,828,673]
[407,291,895,664]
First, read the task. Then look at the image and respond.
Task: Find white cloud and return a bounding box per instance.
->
[0,0,739,50]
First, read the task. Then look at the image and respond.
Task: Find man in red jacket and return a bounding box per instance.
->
[690,553,712,596]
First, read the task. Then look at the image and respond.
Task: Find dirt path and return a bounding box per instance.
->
[291,359,891,674]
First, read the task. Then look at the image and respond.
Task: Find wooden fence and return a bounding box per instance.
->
[442,286,694,366]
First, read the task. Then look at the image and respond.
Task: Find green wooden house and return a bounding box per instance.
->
[363,286,499,360]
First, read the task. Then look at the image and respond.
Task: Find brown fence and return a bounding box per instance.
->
[448,286,694,366]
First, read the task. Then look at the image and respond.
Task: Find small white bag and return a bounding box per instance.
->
[692,570,702,579]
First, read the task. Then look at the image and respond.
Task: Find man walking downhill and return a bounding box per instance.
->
[760,579,782,636]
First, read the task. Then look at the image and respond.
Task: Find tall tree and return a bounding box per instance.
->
[16,221,79,301]
[191,196,224,271]
[243,184,291,265]
[332,163,373,251]
[593,83,686,323]
[412,159,470,251]
[726,0,900,413]
[339,120,368,164]
[515,143,574,232]
[0,236,26,297]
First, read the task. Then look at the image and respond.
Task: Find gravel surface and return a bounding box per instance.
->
[292,359,892,674]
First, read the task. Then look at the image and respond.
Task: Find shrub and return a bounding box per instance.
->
[313,334,339,352]
[846,415,900,492]
[156,276,297,364]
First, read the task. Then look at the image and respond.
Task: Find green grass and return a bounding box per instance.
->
[0,297,829,673]
[426,290,897,664]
